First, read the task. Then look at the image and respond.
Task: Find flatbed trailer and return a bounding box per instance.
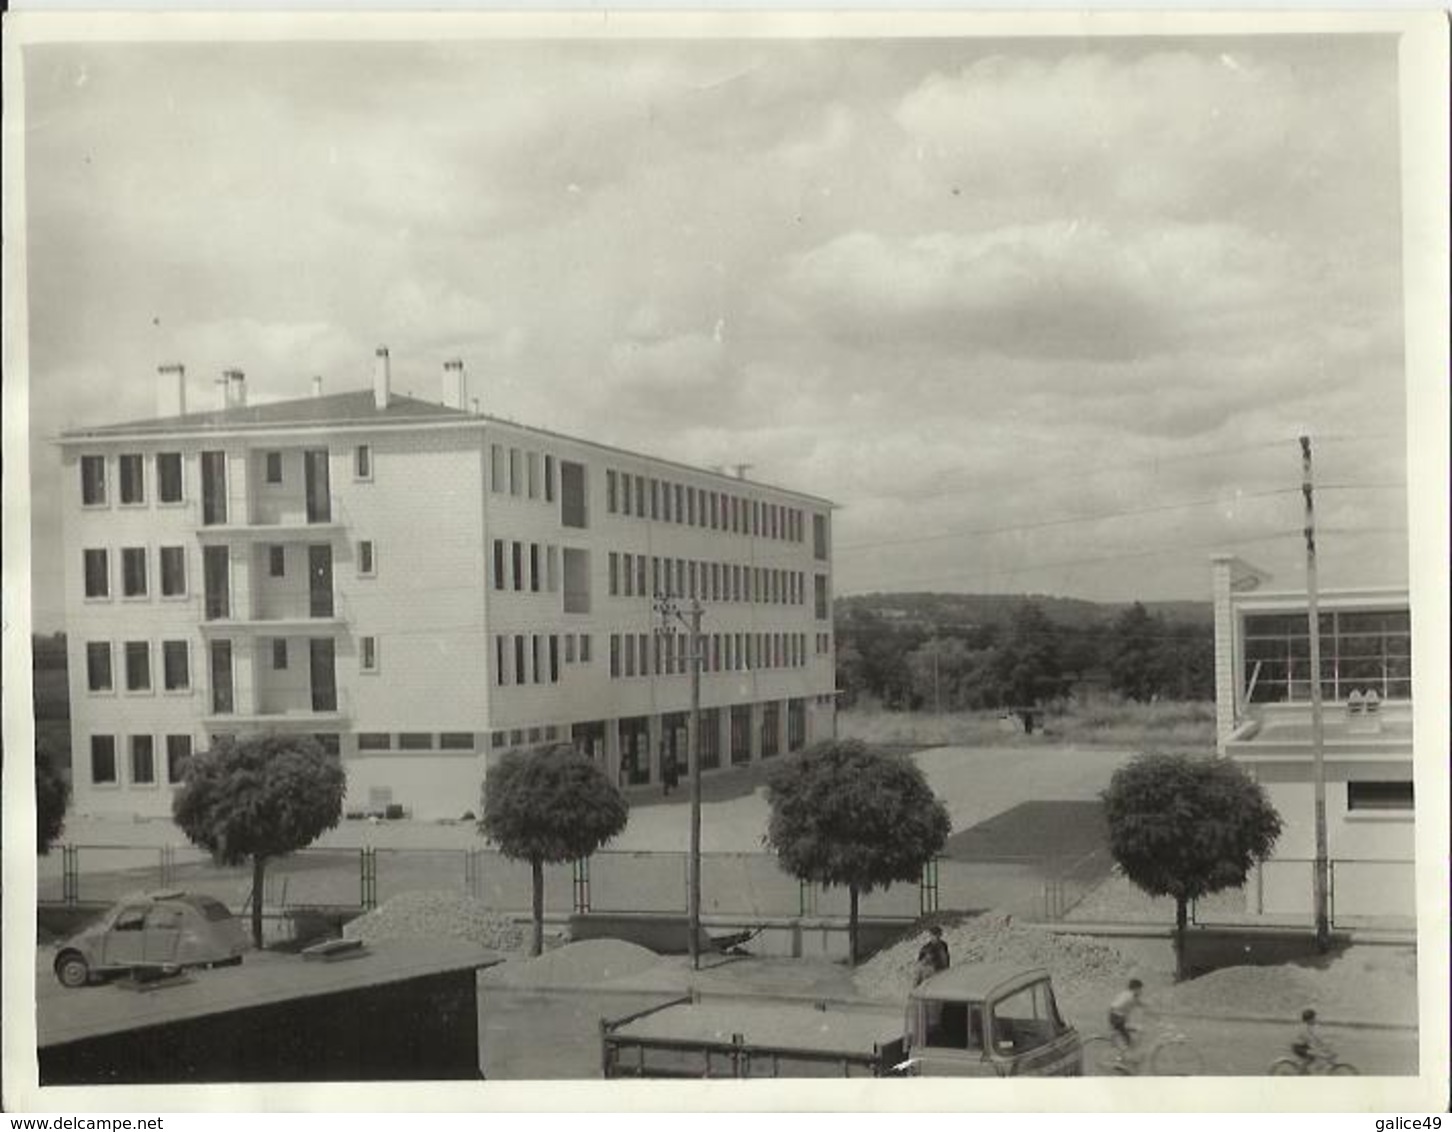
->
[601,995,907,1079]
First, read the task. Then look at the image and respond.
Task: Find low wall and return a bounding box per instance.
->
[1180,925,1352,979]
[568,912,917,962]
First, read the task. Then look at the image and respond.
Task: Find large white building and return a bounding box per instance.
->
[1211,554,1414,923]
[58,351,838,820]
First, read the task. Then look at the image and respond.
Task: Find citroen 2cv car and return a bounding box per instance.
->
[902,963,1082,1076]
[53,890,249,988]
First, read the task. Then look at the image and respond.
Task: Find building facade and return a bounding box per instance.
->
[1211,554,1414,923]
[58,352,838,820]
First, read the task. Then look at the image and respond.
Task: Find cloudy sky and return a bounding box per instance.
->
[22,31,1412,629]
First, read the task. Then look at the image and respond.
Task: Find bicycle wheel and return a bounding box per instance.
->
[1328,1062,1359,1076]
[1150,1036,1203,1076]
[1080,1036,1125,1076]
[1268,1058,1305,1076]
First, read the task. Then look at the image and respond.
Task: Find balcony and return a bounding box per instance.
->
[203,685,352,730]
[196,499,345,544]
[197,613,347,638]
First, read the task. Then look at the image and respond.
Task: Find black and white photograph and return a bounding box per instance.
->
[3,9,1447,1113]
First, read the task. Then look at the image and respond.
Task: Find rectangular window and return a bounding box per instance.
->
[515,636,526,684]
[118,454,145,504]
[360,636,379,672]
[358,733,391,752]
[625,634,636,677]
[1346,781,1414,811]
[530,544,542,592]
[157,453,184,502]
[580,634,591,663]
[91,735,118,784]
[607,470,618,513]
[490,444,505,492]
[495,636,509,686]
[201,451,228,525]
[130,736,156,784]
[209,640,234,713]
[512,541,524,591]
[355,445,372,480]
[814,514,829,559]
[269,545,286,578]
[547,545,559,592]
[562,461,589,528]
[399,733,434,751]
[527,451,540,499]
[532,635,542,683]
[621,473,633,516]
[87,642,113,692]
[662,481,673,522]
[686,486,696,526]
[272,639,288,670]
[84,549,109,598]
[125,641,151,691]
[815,574,830,620]
[166,735,192,783]
[81,455,107,505]
[508,448,521,495]
[544,455,556,502]
[635,476,646,517]
[358,540,376,576]
[493,540,506,589]
[157,546,186,597]
[163,640,190,690]
[650,479,660,519]
[609,552,620,596]
[549,635,560,683]
[122,548,148,597]
[610,634,621,678]
[265,451,283,484]
[565,634,576,663]
[674,484,684,523]
[441,733,475,751]
[636,555,647,597]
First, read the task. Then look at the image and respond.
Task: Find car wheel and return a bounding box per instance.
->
[55,952,91,989]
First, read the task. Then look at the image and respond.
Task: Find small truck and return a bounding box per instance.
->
[601,963,1082,1079]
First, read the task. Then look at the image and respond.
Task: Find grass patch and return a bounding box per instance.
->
[840,698,1215,753]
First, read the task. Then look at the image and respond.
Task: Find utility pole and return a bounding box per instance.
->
[1301,435,1331,951]
[655,592,705,969]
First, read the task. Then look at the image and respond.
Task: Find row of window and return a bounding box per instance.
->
[604,468,825,556]
[88,733,193,787]
[608,630,811,679]
[357,731,478,752]
[82,546,189,600]
[493,633,592,686]
[492,539,561,594]
[1242,609,1413,704]
[608,552,813,607]
[80,453,185,507]
[488,444,556,504]
[86,639,192,694]
[815,632,832,655]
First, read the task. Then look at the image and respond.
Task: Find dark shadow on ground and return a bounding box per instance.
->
[943,800,1109,864]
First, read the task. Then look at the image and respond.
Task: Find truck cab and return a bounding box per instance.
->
[903,963,1081,1077]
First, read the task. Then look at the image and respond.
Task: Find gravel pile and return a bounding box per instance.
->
[854,911,1137,1003]
[343,890,527,953]
[484,939,662,989]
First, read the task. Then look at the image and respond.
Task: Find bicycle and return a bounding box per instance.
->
[1082,1022,1203,1076]
[1268,1052,1359,1076]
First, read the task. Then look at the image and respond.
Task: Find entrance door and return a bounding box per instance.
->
[308,545,334,617]
[304,450,331,522]
[200,451,227,525]
[203,546,230,620]
[310,639,338,712]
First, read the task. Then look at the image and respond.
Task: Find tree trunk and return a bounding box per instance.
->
[531,857,544,958]
[251,856,267,951]
[1173,895,1189,981]
[848,885,860,967]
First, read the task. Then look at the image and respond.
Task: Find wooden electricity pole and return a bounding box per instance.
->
[1301,435,1331,951]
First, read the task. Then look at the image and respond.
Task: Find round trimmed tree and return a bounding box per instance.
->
[765,739,951,966]
[173,732,346,949]
[1102,751,1283,979]
[480,745,630,957]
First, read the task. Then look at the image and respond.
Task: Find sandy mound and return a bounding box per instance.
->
[485,939,662,989]
[344,890,526,953]
[855,911,1137,1003]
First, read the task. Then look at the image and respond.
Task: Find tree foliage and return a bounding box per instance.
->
[36,741,71,855]
[765,739,951,964]
[173,733,346,948]
[1102,752,1283,977]
[480,745,629,955]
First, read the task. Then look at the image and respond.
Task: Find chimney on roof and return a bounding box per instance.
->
[225,369,247,409]
[373,347,391,410]
[215,372,231,410]
[156,363,186,418]
[442,359,467,410]
[471,397,480,416]
[311,375,323,399]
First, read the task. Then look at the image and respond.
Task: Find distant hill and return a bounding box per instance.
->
[835,592,1212,630]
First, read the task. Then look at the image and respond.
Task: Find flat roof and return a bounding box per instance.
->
[612,1001,900,1055]
[57,391,837,509]
[38,939,502,1048]
[1230,715,1414,750]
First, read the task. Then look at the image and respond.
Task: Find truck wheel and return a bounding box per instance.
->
[55,952,91,989]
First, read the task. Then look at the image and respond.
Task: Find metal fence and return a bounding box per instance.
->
[41,842,1112,923]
